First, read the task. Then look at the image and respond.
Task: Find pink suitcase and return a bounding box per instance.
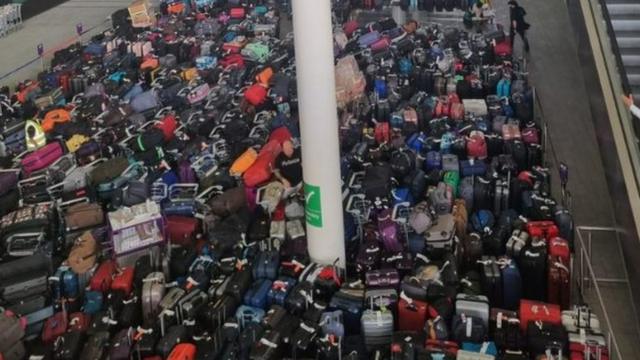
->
[22,142,64,177]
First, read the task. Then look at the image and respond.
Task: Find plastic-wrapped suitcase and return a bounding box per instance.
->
[361,307,394,347]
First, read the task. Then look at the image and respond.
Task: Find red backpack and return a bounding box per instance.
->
[466,131,487,159]
[155,114,177,141]
[245,84,268,106]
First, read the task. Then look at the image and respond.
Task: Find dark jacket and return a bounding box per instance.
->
[510,6,530,33]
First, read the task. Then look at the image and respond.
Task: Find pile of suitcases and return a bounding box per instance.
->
[352,0,467,12]
[0,0,607,359]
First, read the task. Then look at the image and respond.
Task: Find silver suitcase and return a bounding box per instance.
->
[424,214,455,251]
[506,229,528,258]
[462,99,488,117]
[141,272,165,324]
[456,350,495,360]
[562,306,601,333]
[455,294,490,328]
[361,309,393,346]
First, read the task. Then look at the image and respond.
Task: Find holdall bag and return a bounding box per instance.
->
[64,201,104,232]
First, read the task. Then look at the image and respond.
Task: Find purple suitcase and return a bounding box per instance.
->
[358,31,381,48]
[22,142,65,177]
[365,268,400,288]
[0,170,19,196]
[378,208,402,252]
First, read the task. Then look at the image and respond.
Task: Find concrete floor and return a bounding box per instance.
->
[0,0,638,357]
[0,0,129,88]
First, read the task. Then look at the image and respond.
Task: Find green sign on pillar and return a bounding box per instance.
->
[304,182,323,228]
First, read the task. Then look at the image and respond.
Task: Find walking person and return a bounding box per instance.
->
[508,0,530,53]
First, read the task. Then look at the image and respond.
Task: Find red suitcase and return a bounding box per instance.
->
[155,114,177,141]
[343,20,360,38]
[42,311,68,343]
[519,300,561,332]
[68,312,91,332]
[167,343,196,360]
[526,221,560,241]
[166,216,199,246]
[397,292,428,332]
[244,84,267,106]
[548,237,570,263]
[494,40,513,58]
[230,7,245,19]
[22,141,65,177]
[547,256,570,310]
[90,260,117,292]
[112,267,135,296]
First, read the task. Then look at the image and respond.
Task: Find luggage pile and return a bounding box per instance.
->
[0,1,605,359]
[0,3,22,38]
[353,0,467,12]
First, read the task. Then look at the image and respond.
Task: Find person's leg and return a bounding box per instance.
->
[510,29,516,48]
[519,30,530,52]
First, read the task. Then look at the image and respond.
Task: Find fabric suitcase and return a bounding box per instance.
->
[22,142,65,177]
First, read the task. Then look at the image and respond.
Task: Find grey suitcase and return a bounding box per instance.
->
[361,308,394,347]
[1,341,25,360]
[364,288,398,310]
[442,154,459,172]
[506,230,528,258]
[459,177,474,211]
[424,214,455,253]
[493,178,510,214]
[0,313,25,353]
[178,288,208,320]
[142,272,166,324]
[462,99,488,117]
[455,293,490,327]
[456,349,495,360]
[430,182,453,215]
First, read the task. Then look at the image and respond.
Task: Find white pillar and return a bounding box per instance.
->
[292,0,346,268]
[391,5,407,26]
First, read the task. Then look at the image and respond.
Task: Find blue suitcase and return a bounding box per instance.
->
[408,232,425,254]
[235,305,266,328]
[425,151,442,171]
[329,290,364,335]
[500,259,522,310]
[243,279,272,309]
[267,277,297,307]
[407,132,427,153]
[391,187,413,206]
[252,251,280,280]
[83,291,103,315]
[460,159,488,177]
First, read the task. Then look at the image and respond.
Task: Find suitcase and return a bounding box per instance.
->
[461,159,487,177]
[456,294,490,328]
[480,256,503,309]
[361,308,394,347]
[526,321,567,357]
[142,272,166,324]
[519,300,562,332]
[547,256,570,310]
[89,260,116,292]
[177,288,208,321]
[490,309,522,351]
[244,279,272,310]
[166,216,199,246]
[156,325,188,358]
[0,312,25,353]
[111,267,134,296]
[452,314,487,343]
[562,306,601,333]
[397,292,428,332]
[110,328,133,360]
[267,277,296,308]
[167,343,196,360]
[519,240,548,301]
[365,268,400,288]
[22,142,65,177]
[425,214,455,255]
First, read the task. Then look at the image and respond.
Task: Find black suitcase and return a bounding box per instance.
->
[518,240,547,301]
[423,0,435,11]
[435,0,445,11]
[444,0,456,10]
[156,325,188,358]
[54,331,85,360]
[481,256,503,308]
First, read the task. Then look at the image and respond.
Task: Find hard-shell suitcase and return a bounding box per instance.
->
[361,308,394,347]
[490,309,522,351]
[142,272,166,324]
[562,306,601,333]
[452,314,487,343]
[456,294,490,327]
[519,300,562,332]
[425,214,455,255]
[156,325,188,358]
[398,292,428,332]
[547,256,570,310]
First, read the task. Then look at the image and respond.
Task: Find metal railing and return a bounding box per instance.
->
[595,0,632,95]
[574,226,639,360]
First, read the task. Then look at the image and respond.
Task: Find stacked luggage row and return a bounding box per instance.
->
[351,0,467,12]
[0,0,606,359]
